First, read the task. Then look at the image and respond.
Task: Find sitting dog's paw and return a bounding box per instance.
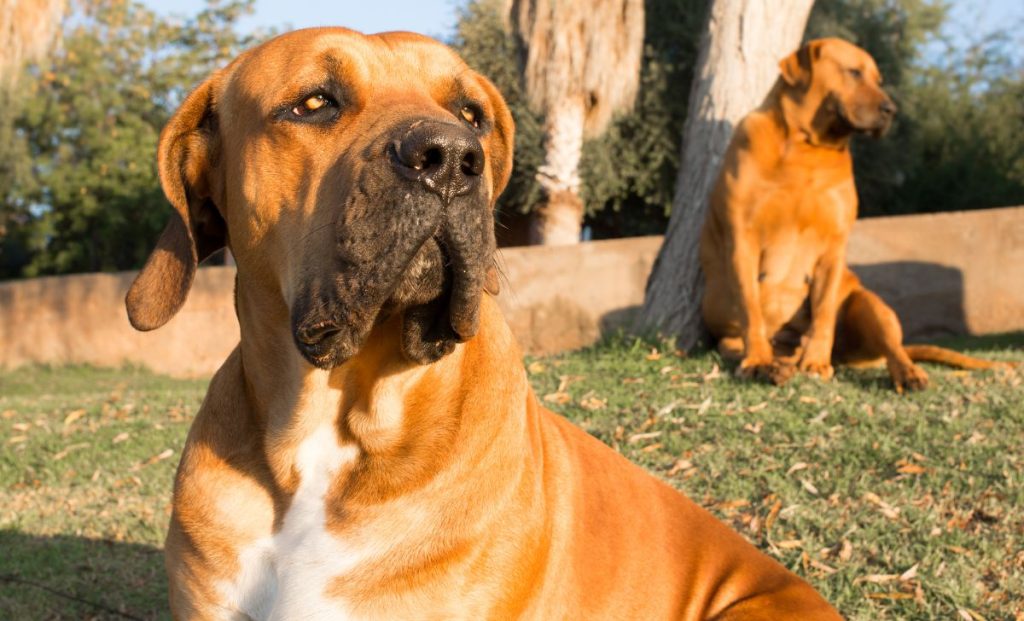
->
[736,354,774,380]
[890,363,929,394]
[798,358,834,381]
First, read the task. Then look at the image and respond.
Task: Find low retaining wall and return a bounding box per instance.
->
[1,206,1021,377]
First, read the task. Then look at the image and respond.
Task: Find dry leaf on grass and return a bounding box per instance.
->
[628,431,661,444]
[543,392,571,405]
[54,442,89,460]
[63,409,87,426]
[787,462,809,476]
[667,459,694,476]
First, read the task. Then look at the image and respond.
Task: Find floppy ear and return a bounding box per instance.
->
[779,42,819,90]
[126,76,226,331]
[477,74,515,202]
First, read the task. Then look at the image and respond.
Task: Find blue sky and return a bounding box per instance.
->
[141,0,1023,58]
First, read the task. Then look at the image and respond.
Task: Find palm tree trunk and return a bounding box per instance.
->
[529,97,585,245]
[637,0,815,350]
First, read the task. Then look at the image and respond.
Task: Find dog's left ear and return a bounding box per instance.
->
[779,41,821,90]
[477,74,515,202]
[126,74,226,331]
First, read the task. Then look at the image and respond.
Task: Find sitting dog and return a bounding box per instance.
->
[127,28,841,619]
[701,38,1004,392]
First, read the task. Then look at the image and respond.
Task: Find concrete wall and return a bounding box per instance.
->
[1,206,1021,377]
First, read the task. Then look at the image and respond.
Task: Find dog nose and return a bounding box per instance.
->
[879,99,897,116]
[393,122,484,203]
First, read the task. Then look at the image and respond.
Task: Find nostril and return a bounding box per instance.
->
[417,147,443,172]
[461,151,480,177]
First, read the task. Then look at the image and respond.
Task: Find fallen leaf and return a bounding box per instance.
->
[855,574,901,584]
[645,349,662,361]
[899,564,919,581]
[527,361,546,374]
[866,593,914,600]
[702,364,721,382]
[787,462,809,476]
[63,409,87,426]
[667,459,694,476]
[897,462,927,475]
[54,442,89,460]
[543,392,571,405]
[810,560,837,574]
[775,540,803,549]
[579,396,606,411]
[746,402,768,413]
[764,499,783,532]
[628,431,662,443]
[135,448,174,469]
[801,479,819,495]
[11,423,30,432]
[743,422,763,435]
[810,410,829,424]
[112,432,131,444]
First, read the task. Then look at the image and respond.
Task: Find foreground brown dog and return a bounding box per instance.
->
[126,29,840,619]
[701,38,1004,392]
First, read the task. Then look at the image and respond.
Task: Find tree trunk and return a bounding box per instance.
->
[529,97,585,245]
[637,0,815,350]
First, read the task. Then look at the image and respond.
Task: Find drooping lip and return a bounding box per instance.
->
[291,234,462,369]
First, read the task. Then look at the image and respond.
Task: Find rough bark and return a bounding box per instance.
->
[529,97,586,245]
[0,0,64,85]
[637,0,815,350]
[508,0,644,245]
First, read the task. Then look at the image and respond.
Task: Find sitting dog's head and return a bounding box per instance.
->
[779,38,896,138]
[126,28,513,368]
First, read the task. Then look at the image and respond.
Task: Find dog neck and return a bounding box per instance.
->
[771,82,853,152]
[233,283,530,501]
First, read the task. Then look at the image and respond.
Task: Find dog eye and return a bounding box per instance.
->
[459,105,481,129]
[848,68,863,80]
[291,94,336,118]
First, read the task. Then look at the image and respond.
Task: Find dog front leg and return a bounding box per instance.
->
[799,245,846,379]
[724,231,775,379]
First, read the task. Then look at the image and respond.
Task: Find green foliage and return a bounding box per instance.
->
[580,0,704,238]
[0,0,262,278]
[807,0,1024,216]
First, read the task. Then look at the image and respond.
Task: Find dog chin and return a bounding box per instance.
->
[291,239,477,369]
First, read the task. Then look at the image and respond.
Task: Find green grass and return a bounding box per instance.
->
[2,337,1022,620]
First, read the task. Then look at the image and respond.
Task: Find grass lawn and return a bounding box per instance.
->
[2,335,1022,620]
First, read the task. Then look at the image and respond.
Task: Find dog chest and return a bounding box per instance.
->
[218,425,368,620]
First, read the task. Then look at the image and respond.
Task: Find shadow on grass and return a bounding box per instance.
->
[0,530,166,620]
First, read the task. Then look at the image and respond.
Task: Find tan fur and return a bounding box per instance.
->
[133,28,840,619]
[701,38,1006,393]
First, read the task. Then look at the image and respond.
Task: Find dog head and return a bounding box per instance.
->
[779,38,895,138]
[126,28,514,368]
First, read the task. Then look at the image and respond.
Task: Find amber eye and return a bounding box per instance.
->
[460,105,480,128]
[848,68,863,80]
[292,94,331,117]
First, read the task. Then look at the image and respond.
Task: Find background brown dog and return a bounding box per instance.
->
[700,38,1005,392]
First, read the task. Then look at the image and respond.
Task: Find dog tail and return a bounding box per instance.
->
[904,345,1016,370]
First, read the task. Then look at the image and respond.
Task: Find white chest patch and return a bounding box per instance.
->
[217,425,366,621]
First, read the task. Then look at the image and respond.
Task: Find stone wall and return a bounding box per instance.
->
[1,206,1021,377]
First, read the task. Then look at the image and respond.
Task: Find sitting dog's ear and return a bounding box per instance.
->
[779,42,820,90]
[126,75,226,331]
